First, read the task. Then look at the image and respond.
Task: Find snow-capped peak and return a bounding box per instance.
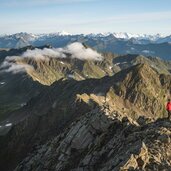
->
[57,31,72,36]
[83,32,167,41]
[37,31,72,37]
[112,32,165,41]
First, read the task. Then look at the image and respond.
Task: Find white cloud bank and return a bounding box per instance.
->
[21,42,102,60]
[66,42,102,60]
[0,42,103,74]
[0,60,34,74]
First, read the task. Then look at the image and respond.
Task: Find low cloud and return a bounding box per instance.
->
[4,63,34,74]
[0,42,103,74]
[22,48,66,60]
[20,42,102,61]
[66,42,102,60]
[0,60,34,74]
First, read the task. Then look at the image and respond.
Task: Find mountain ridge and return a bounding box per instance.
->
[1,45,170,125]
[0,44,171,170]
[0,62,170,171]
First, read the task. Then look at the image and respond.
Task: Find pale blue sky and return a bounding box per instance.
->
[0,0,171,35]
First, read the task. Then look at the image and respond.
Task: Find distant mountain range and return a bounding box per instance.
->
[0,32,171,60]
[1,32,171,43]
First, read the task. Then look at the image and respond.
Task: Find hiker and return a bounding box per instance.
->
[166,99,171,119]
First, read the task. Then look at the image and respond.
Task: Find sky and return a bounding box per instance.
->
[0,0,171,35]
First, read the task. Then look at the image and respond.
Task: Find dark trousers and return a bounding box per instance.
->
[167,110,171,119]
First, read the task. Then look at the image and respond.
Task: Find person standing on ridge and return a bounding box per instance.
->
[166,99,171,119]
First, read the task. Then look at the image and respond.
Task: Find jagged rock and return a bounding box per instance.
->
[13,108,171,171]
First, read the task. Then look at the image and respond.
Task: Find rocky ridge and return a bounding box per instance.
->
[14,108,171,171]
[2,47,171,86]
[0,63,171,171]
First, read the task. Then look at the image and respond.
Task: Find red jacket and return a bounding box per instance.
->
[166,102,171,111]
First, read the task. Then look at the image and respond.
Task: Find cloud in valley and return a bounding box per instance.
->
[22,48,66,60]
[20,42,102,61]
[66,42,102,60]
[0,60,34,74]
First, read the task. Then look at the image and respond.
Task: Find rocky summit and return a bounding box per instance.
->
[0,54,171,171]
[14,110,171,171]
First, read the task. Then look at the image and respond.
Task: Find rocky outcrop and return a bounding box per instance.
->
[14,107,171,171]
[112,63,169,118]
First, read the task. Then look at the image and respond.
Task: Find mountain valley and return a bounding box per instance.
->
[0,43,171,171]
